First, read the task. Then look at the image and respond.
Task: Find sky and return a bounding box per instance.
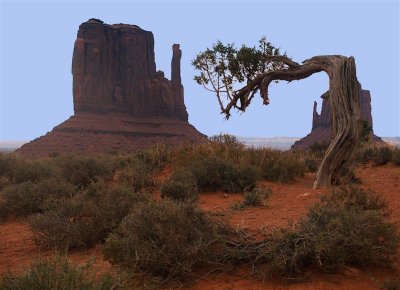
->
[0,0,399,142]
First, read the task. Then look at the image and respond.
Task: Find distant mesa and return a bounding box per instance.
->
[292,83,385,150]
[17,19,206,157]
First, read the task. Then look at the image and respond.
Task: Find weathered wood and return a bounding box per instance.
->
[219,55,361,188]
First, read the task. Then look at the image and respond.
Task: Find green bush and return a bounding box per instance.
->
[0,178,75,219]
[188,157,259,192]
[30,182,148,250]
[160,170,198,202]
[0,256,121,290]
[104,200,222,281]
[254,187,399,277]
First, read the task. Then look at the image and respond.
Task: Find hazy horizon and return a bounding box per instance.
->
[3,136,399,152]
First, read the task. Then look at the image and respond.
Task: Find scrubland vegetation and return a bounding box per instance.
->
[0,135,399,288]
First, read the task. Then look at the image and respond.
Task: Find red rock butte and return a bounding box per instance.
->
[17,19,206,157]
[292,83,385,150]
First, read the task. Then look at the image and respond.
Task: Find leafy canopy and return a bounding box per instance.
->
[192,37,286,114]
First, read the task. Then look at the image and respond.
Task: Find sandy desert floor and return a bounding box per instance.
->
[1,164,399,289]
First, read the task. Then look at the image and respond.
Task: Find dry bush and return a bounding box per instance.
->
[0,177,75,220]
[30,182,149,250]
[118,161,154,192]
[160,170,198,202]
[357,145,395,166]
[135,143,173,172]
[188,157,259,192]
[0,256,122,290]
[392,147,400,166]
[247,149,306,183]
[234,187,272,210]
[54,155,116,189]
[252,187,399,277]
[0,154,55,185]
[103,200,225,282]
[381,278,400,290]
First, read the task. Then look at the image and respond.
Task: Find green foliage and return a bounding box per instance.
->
[0,256,121,290]
[192,38,285,112]
[192,37,283,90]
[160,170,198,202]
[255,187,399,277]
[30,182,148,250]
[104,200,222,282]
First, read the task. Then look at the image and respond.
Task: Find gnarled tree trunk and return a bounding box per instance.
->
[221,55,361,188]
[313,57,360,188]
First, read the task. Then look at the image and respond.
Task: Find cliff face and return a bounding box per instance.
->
[292,85,384,150]
[17,19,205,157]
[72,18,188,121]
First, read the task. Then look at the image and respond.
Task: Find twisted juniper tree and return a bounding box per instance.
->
[192,38,360,188]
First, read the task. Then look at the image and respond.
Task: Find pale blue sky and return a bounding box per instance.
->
[1,0,399,141]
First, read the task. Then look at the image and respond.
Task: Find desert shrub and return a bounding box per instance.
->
[30,182,148,250]
[0,256,122,290]
[250,149,306,183]
[309,142,329,156]
[0,178,75,219]
[303,155,320,172]
[0,155,54,184]
[173,134,246,168]
[118,161,154,191]
[160,170,198,202]
[254,187,399,277]
[381,278,400,290]
[357,146,394,166]
[188,157,259,192]
[392,147,400,166]
[373,147,393,166]
[235,187,272,210]
[135,143,172,172]
[104,200,222,281]
[55,155,115,189]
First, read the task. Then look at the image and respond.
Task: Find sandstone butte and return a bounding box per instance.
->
[17,19,206,157]
[292,83,385,150]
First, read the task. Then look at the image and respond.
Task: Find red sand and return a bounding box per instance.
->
[0,165,399,289]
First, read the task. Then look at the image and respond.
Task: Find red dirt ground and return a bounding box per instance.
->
[0,165,399,289]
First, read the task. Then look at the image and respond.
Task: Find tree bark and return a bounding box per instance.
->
[221,55,361,188]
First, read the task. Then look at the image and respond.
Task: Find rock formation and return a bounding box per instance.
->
[17,19,206,157]
[292,84,384,150]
